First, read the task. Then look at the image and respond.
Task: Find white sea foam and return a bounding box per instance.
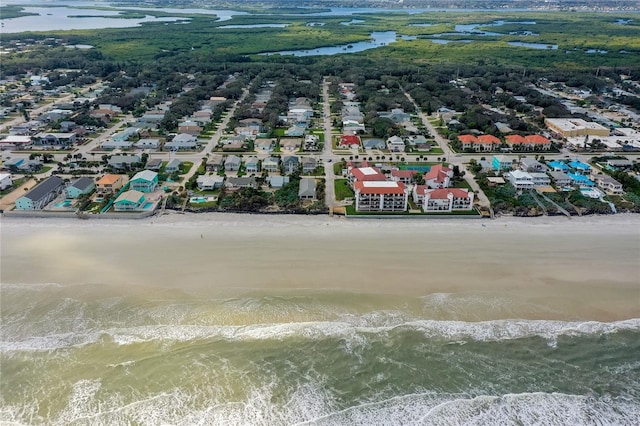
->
[2,316,638,353]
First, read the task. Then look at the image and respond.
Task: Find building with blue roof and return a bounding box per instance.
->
[567,173,594,187]
[568,160,591,173]
[547,160,569,171]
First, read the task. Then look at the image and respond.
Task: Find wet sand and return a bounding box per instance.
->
[1,214,639,321]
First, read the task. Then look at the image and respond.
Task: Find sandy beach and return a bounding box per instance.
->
[1,213,639,321]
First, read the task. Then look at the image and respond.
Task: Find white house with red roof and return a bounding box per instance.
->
[525,135,552,150]
[458,134,477,151]
[338,134,361,149]
[424,164,453,189]
[348,166,386,187]
[354,181,408,212]
[475,134,501,152]
[413,187,474,212]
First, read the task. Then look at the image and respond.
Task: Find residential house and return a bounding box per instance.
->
[130,170,158,193]
[32,132,76,146]
[418,187,474,212]
[166,134,198,150]
[108,155,141,170]
[505,135,530,150]
[492,155,512,171]
[304,134,320,151]
[530,172,551,186]
[101,140,133,150]
[245,157,260,174]
[354,181,408,212]
[112,127,139,142]
[282,156,299,175]
[267,176,290,188]
[505,170,534,190]
[206,155,224,172]
[262,157,280,173]
[568,160,591,174]
[525,135,552,150]
[0,173,13,190]
[520,158,547,173]
[196,175,225,190]
[567,173,595,187]
[606,159,632,170]
[15,176,65,210]
[113,190,146,211]
[134,138,160,149]
[302,157,317,174]
[280,138,302,153]
[165,159,182,173]
[224,155,241,172]
[338,135,361,149]
[146,158,163,170]
[225,176,258,189]
[458,134,477,151]
[362,138,386,150]
[548,171,572,187]
[476,134,501,152]
[255,138,276,153]
[66,177,95,198]
[424,164,453,189]
[592,174,623,195]
[387,136,405,152]
[96,174,128,194]
[178,120,203,135]
[139,111,166,124]
[298,178,317,200]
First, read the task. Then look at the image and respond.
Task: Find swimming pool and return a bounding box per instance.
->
[54,200,73,208]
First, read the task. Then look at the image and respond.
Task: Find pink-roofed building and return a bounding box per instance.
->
[424,164,453,189]
[525,134,552,150]
[458,134,477,151]
[348,166,386,187]
[354,181,408,212]
[414,187,474,212]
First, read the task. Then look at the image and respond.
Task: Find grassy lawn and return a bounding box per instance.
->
[333,163,345,175]
[334,179,354,201]
[34,166,53,174]
[0,178,25,196]
[452,179,473,190]
[180,161,194,174]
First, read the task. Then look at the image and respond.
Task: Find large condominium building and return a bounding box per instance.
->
[354,181,408,212]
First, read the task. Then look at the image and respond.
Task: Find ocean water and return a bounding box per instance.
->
[1,283,639,425]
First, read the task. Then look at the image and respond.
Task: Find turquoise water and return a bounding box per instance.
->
[54,200,73,208]
[1,283,638,425]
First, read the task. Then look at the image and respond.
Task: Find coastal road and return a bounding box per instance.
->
[321,78,337,209]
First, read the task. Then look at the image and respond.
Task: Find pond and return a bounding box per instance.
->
[508,41,558,50]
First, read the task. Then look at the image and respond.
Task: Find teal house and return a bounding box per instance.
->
[66,177,95,198]
[114,190,146,211]
[130,170,158,193]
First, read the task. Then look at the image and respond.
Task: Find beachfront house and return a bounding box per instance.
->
[196,175,225,190]
[130,170,158,193]
[298,178,317,200]
[506,170,535,190]
[15,176,65,210]
[66,177,95,198]
[96,174,128,194]
[113,190,147,211]
[424,164,453,189]
[417,187,475,212]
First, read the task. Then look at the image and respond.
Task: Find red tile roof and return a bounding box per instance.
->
[505,135,527,144]
[458,134,477,144]
[354,181,406,195]
[526,134,551,145]
[350,167,386,182]
[477,134,501,144]
[424,164,452,183]
[427,188,471,199]
[391,169,417,178]
[339,135,360,147]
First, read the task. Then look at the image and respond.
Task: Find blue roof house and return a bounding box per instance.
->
[568,160,591,173]
[547,160,569,172]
